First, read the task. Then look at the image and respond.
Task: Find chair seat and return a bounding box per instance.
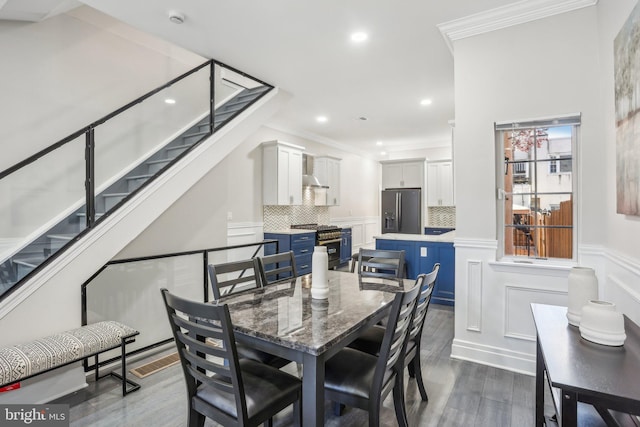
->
[348,325,385,356]
[236,343,291,369]
[324,347,392,400]
[350,325,418,359]
[196,359,301,420]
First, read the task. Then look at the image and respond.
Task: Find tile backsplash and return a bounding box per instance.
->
[427,206,456,227]
[263,188,330,230]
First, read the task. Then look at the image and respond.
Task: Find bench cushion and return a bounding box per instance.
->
[0,321,137,386]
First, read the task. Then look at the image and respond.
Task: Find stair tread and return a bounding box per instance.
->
[126,174,154,180]
[13,257,44,267]
[47,234,74,240]
[147,158,174,165]
[102,192,129,197]
[181,130,209,138]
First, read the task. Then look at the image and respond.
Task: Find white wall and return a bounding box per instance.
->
[451,4,640,374]
[0,6,204,171]
[386,145,453,162]
[598,0,640,260]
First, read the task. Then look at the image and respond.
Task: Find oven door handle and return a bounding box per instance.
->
[318,238,342,245]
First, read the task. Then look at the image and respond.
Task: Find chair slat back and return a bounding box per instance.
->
[408,264,439,342]
[373,277,421,387]
[258,251,297,285]
[208,259,262,300]
[358,248,406,279]
[160,288,248,422]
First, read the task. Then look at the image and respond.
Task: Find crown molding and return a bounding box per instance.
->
[437,0,599,54]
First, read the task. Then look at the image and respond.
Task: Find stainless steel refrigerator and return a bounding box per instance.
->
[381,188,421,234]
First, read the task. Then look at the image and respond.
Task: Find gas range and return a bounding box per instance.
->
[291,224,343,269]
[291,224,342,241]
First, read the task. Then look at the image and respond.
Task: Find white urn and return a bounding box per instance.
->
[566,266,598,326]
[579,300,626,346]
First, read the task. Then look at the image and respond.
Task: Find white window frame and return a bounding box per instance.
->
[495,113,580,265]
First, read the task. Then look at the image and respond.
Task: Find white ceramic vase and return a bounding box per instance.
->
[311,246,329,300]
[579,300,626,346]
[566,266,598,326]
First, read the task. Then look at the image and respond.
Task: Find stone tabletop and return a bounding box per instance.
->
[224,271,413,356]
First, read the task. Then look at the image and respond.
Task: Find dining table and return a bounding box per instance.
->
[223,269,413,426]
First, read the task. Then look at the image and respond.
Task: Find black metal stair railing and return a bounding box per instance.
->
[0,59,274,301]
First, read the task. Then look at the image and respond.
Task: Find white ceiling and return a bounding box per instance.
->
[2,0,520,155]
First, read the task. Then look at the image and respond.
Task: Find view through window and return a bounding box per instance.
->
[497,116,579,260]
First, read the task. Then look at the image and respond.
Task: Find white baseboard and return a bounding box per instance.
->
[451,338,535,376]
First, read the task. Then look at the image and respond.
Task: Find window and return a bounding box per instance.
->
[496,115,579,261]
[549,155,572,174]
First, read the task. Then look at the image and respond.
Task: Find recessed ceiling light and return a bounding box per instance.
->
[164,98,176,104]
[380,151,387,155]
[420,99,433,106]
[168,11,185,24]
[350,32,368,43]
[316,116,328,123]
[376,141,383,146]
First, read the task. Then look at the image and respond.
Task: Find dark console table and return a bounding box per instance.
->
[532,303,640,426]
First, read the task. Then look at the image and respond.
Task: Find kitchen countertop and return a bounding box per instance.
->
[263,229,317,235]
[373,231,455,243]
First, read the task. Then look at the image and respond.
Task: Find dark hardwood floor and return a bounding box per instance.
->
[58,305,538,426]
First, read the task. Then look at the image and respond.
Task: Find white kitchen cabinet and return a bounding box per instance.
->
[262,141,304,205]
[427,160,454,206]
[381,159,425,189]
[313,156,341,206]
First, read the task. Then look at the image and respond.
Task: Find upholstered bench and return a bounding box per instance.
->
[0,321,140,396]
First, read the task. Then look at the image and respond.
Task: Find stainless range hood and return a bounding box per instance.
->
[303,154,328,188]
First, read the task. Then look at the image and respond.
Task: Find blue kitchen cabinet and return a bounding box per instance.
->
[264,232,315,278]
[434,243,455,306]
[416,242,440,282]
[340,228,352,265]
[395,240,417,279]
[376,238,455,305]
[374,239,416,279]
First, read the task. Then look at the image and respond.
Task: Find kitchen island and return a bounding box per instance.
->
[374,231,455,305]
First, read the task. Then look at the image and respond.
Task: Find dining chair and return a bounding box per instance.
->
[350,252,372,273]
[208,259,292,369]
[348,264,439,402]
[258,251,298,285]
[323,278,421,427]
[160,288,302,427]
[357,248,406,279]
[208,258,262,300]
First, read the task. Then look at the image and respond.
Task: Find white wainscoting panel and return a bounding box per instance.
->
[365,223,378,245]
[351,224,364,248]
[466,260,483,332]
[605,249,640,325]
[504,284,566,342]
